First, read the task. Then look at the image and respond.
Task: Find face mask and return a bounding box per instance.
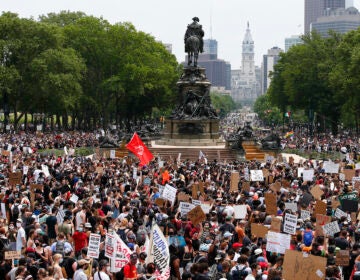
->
[106,266,111,273]
[59,258,63,264]
[257,269,262,275]
[78,228,83,232]
[9,226,14,230]
[16,222,21,228]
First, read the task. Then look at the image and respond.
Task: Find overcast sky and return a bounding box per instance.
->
[2,0,360,68]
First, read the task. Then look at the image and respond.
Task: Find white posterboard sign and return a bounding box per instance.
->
[179,202,195,216]
[266,231,291,254]
[284,203,298,213]
[283,213,297,235]
[104,233,116,258]
[87,233,101,259]
[302,169,314,182]
[69,194,79,204]
[200,204,211,214]
[234,205,247,219]
[297,167,304,178]
[301,210,311,221]
[192,200,201,206]
[1,203,6,219]
[110,150,116,159]
[244,168,250,181]
[322,221,340,236]
[250,170,264,181]
[323,162,339,174]
[162,184,177,205]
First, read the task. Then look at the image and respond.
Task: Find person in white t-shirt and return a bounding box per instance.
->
[94,260,111,280]
[15,218,26,252]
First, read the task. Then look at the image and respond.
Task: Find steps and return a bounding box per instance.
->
[149,146,239,162]
[242,141,265,161]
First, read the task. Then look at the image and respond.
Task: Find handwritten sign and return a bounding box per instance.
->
[322,221,340,236]
[105,233,116,258]
[5,251,21,259]
[179,202,195,216]
[230,172,240,192]
[250,170,264,181]
[266,231,291,254]
[192,183,205,199]
[310,185,324,200]
[233,205,247,219]
[283,213,297,235]
[187,205,206,226]
[301,210,311,221]
[302,169,314,182]
[323,161,339,174]
[336,250,350,266]
[251,223,269,238]
[265,193,277,215]
[270,217,282,233]
[177,192,190,202]
[87,233,101,259]
[285,202,298,213]
[314,200,327,215]
[343,169,355,181]
[9,172,22,185]
[162,184,177,206]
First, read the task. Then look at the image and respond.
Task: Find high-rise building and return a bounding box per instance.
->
[304,0,345,33]
[311,7,360,36]
[184,38,231,90]
[231,23,261,105]
[261,47,283,94]
[285,35,303,52]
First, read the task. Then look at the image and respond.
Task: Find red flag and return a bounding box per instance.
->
[126,132,154,166]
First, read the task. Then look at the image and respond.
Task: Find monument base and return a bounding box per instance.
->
[155,119,222,146]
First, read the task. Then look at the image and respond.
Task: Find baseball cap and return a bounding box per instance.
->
[232,243,243,249]
[254,248,262,255]
[223,231,233,238]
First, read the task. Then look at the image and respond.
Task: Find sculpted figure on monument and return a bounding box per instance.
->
[184,17,204,67]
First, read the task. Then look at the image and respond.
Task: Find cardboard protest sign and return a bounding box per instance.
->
[5,251,21,260]
[192,183,205,199]
[177,192,190,202]
[343,169,355,181]
[270,182,281,193]
[265,193,277,215]
[250,170,264,181]
[314,200,327,215]
[241,181,250,192]
[233,205,247,219]
[9,172,22,185]
[266,231,291,254]
[336,250,350,266]
[155,198,167,208]
[281,179,291,188]
[310,185,324,200]
[1,150,10,157]
[270,217,281,232]
[283,249,326,280]
[251,223,268,238]
[322,221,340,236]
[104,233,116,258]
[283,213,297,235]
[187,205,206,225]
[230,172,240,192]
[315,214,331,236]
[87,233,101,259]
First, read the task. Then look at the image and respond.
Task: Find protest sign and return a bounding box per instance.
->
[110,233,132,272]
[155,198,167,208]
[0,203,5,219]
[322,221,340,236]
[323,161,339,174]
[284,202,298,213]
[339,192,358,212]
[315,214,331,236]
[187,205,206,226]
[143,177,151,186]
[177,192,190,202]
[301,210,311,221]
[9,172,22,185]
[336,250,350,266]
[105,233,116,258]
[251,223,269,238]
[281,179,291,188]
[233,205,247,219]
[265,193,277,216]
[302,169,314,182]
[109,150,116,159]
[244,167,250,181]
[250,170,264,181]
[283,213,297,235]
[192,199,201,206]
[334,208,351,222]
[179,202,195,216]
[5,251,21,260]
[310,185,324,200]
[146,223,171,280]
[266,231,291,254]
[162,184,177,206]
[242,181,250,192]
[270,217,281,233]
[200,203,211,214]
[230,172,239,192]
[192,183,205,199]
[30,184,43,210]
[283,249,326,280]
[87,233,101,259]
[270,181,281,193]
[69,194,79,204]
[314,200,327,215]
[297,167,304,178]
[343,169,355,181]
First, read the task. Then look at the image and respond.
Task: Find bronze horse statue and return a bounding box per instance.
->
[186,35,200,67]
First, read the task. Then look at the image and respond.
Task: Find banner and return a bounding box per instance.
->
[105,233,116,258]
[126,132,154,166]
[146,223,170,280]
[110,232,132,272]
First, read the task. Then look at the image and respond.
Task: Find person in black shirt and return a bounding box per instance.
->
[335,230,350,250]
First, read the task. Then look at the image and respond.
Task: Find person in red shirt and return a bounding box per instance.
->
[123,253,138,280]
[72,224,88,258]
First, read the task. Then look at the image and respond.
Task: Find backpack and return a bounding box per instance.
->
[55,240,65,257]
[232,265,248,280]
[12,204,20,219]
[303,230,313,247]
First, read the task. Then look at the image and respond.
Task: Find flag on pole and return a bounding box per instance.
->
[284,131,294,138]
[146,223,170,280]
[126,132,154,166]
[199,150,208,164]
[284,111,291,117]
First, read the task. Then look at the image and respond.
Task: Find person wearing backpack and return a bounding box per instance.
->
[230,254,251,280]
[50,233,73,257]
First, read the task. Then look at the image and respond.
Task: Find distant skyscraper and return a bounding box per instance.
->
[311,7,360,36]
[231,23,261,105]
[304,0,345,33]
[285,35,303,52]
[262,47,283,94]
[204,39,218,58]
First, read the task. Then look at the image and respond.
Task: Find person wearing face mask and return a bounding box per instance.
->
[245,262,262,280]
[94,260,111,280]
[15,218,26,253]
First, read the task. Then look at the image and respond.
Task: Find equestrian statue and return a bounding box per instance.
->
[184,17,204,67]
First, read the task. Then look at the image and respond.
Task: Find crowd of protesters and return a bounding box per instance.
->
[0,125,358,280]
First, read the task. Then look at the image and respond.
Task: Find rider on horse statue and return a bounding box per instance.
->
[184,17,204,66]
